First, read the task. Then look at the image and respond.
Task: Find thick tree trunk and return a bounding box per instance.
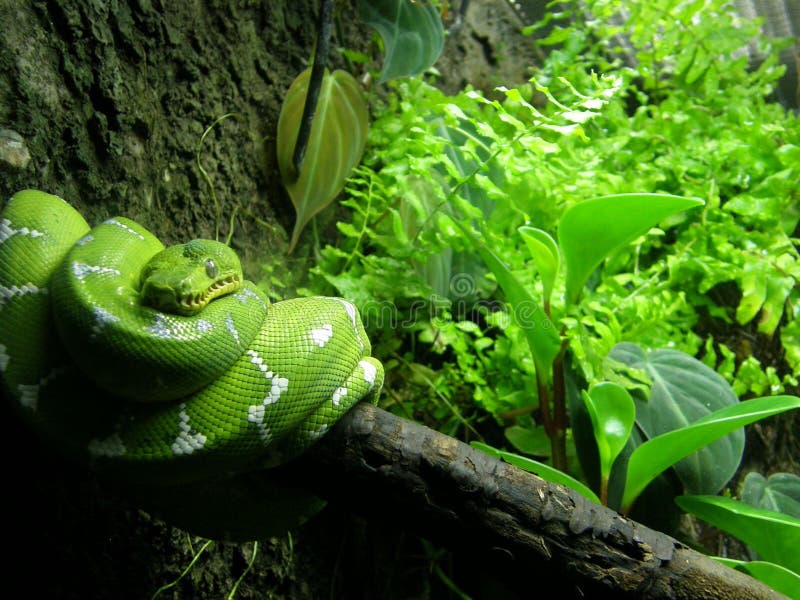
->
[294,403,785,600]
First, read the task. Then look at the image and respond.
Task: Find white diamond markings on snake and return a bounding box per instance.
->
[171,404,207,455]
[0,282,46,307]
[105,218,145,240]
[266,376,288,405]
[147,313,175,338]
[359,359,378,390]
[311,323,333,347]
[247,404,273,444]
[246,349,288,405]
[0,217,45,243]
[226,314,240,346]
[71,261,121,281]
[75,233,94,246]
[309,423,328,440]
[88,432,126,458]
[17,367,66,410]
[332,386,347,406]
[92,306,120,335]
[335,298,364,352]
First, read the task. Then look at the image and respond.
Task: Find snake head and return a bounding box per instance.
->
[140,239,243,316]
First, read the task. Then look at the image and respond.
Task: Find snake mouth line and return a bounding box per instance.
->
[178,274,241,312]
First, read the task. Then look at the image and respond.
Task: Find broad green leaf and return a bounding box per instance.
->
[621,396,800,512]
[610,343,742,496]
[741,472,800,519]
[677,495,800,574]
[781,319,800,374]
[430,115,496,218]
[470,240,561,382]
[558,193,704,305]
[277,68,368,252]
[758,271,795,336]
[471,442,601,504]
[505,424,551,457]
[582,383,635,483]
[358,0,444,82]
[519,226,560,308]
[736,257,768,325]
[714,558,800,600]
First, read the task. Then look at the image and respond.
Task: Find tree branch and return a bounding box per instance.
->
[292,403,784,599]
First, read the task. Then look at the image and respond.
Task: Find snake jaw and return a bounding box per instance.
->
[176,274,241,314]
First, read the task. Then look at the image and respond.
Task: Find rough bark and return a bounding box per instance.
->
[291,403,786,600]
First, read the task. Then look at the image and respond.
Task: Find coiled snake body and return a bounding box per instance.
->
[0,190,383,533]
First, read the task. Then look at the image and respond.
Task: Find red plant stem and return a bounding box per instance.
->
[536,369,552,437]
[549,340,570,472]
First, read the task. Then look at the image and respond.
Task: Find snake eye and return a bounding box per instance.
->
[205,259,218,279]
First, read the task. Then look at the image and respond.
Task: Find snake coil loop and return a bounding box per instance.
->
[0,190,383,486]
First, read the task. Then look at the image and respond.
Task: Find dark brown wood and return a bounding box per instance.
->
[294,403,787,600]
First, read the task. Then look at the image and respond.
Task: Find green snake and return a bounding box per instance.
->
[0,190,383,507]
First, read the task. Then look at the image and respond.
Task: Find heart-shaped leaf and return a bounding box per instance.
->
[559,193,704,305]
[622,395,800,512]
[277,68,368,252]
[582,382,635,486]
[611,343,743,496]
[741,472,800,519]
[519,226,560,309]
[676,494,800,575]
[358,0,444,82]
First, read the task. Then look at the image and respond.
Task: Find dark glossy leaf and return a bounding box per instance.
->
[623,396,800,511]
[741,472,800,519]
[277,68,368,252]
[505,424,551,457]
[358,0,444,82]
[610,342,743,496]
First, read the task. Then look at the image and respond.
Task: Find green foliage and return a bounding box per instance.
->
[676,494,800,574]
[558,193,703,305]
[471,441,600,504]
[476,392,800,516]
[457,224,560,383]
[621,396,800,512]
[518,226,559,309]
[716,558,800,600]
[676,471,800,597]
[608,343,744,497]
[581,382,634,504]
[277,68,368,252]
[302,2,799,584]
[277,1,444,251]
[358,0,445,82]
[741,472,800,519]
